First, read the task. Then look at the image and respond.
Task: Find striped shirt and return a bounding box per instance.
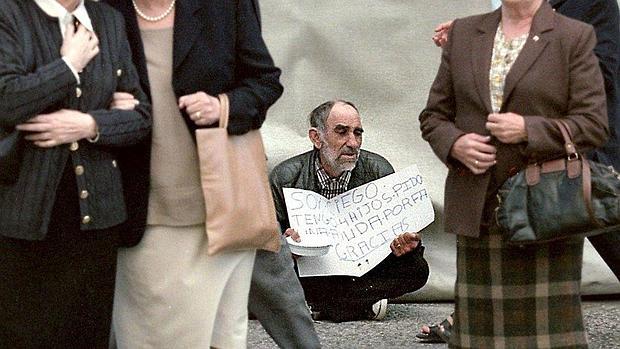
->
[315,157,351,199]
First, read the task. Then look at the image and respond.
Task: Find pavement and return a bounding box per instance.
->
[248,300,620,348]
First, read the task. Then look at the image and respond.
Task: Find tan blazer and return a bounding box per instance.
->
[419,2,608,237]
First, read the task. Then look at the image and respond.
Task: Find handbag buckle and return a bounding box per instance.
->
[567,152,579,161]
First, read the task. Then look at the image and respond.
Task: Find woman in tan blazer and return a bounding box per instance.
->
[420,0,608,347]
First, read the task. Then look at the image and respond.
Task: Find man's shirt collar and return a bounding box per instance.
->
[314,156,351,199]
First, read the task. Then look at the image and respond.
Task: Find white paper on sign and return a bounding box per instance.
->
[283,165,435,277]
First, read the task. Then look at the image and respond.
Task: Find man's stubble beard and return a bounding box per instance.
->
[320,142,360,175]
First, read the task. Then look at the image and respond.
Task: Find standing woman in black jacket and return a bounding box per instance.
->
[0,0,151,348]
[104,0,283,348]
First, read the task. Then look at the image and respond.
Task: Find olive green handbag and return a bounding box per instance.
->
[496,120,620,245]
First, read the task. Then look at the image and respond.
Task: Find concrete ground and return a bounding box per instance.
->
[248,300,620,348]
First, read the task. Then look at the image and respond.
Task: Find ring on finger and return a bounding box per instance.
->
[194,111,202,119]
[474,160,479,166]
[396,243,402,248]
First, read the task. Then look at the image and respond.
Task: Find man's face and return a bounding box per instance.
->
[313,103,363,177]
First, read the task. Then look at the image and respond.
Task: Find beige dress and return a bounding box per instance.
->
[113,27,256,349]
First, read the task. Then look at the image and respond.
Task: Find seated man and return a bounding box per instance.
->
[269,100,430,322]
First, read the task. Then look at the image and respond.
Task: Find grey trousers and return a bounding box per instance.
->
[249,236,321,349]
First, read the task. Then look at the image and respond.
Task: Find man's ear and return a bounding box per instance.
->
[309,128,322,149]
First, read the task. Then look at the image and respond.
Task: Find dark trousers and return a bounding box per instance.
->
[300,246,429,322]
[588,151,620,282]
[0,165,118,349]
[588,231,620,282]
[0,230,118,349]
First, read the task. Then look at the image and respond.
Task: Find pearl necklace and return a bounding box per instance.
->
[132,0,176,22]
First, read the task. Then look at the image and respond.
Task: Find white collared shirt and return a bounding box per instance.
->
[34,0,94,36]
[34,0,95,82]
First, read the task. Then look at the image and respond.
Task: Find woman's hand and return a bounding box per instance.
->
[110,92,140,110]
[16,109,97,148]
[450,133,497,174]
[60,23,99,72]
[486,112,528,144]
[178,91,220,126]
[432,20,453,47]
[390,232,421,257]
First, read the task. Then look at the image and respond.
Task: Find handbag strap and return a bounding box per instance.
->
[553,119,601,228]
[218,94,230,129]
[554,119,578,159]
[554,120,580,179]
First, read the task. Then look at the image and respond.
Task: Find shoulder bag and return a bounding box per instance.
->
[195,94,281,255]
[496,119,620,244]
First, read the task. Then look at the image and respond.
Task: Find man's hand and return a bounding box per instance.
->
[16,109,97,148]
[110,92,140,110]
[432,20,453,47]
[284,228,301,243]
[60,23,99,72]
[390,232,421,257]
[178,91,220,126]
[486,112,528,144]
[284,228,302,259]
[450,133,497,175]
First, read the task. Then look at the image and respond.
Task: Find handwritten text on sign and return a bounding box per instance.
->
[284,165,434,277]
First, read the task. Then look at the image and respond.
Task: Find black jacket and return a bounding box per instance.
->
[105,0,284,246]
[269,149,395,232]
[105,0,282,135]
[0,0,151,240]
[550,0,620,169]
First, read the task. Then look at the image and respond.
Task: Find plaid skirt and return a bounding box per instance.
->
[450,225,587,349]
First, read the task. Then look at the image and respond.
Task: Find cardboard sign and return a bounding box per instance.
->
[284,165,434,277]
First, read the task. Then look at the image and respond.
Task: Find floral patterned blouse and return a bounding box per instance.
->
[489,23,529,113]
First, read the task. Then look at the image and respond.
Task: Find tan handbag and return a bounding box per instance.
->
[195,94,281,255]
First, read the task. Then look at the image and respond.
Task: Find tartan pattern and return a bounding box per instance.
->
[489,25,528,113]
[450,226,588,349]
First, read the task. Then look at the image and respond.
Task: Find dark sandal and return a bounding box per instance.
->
[415,318,452,343]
